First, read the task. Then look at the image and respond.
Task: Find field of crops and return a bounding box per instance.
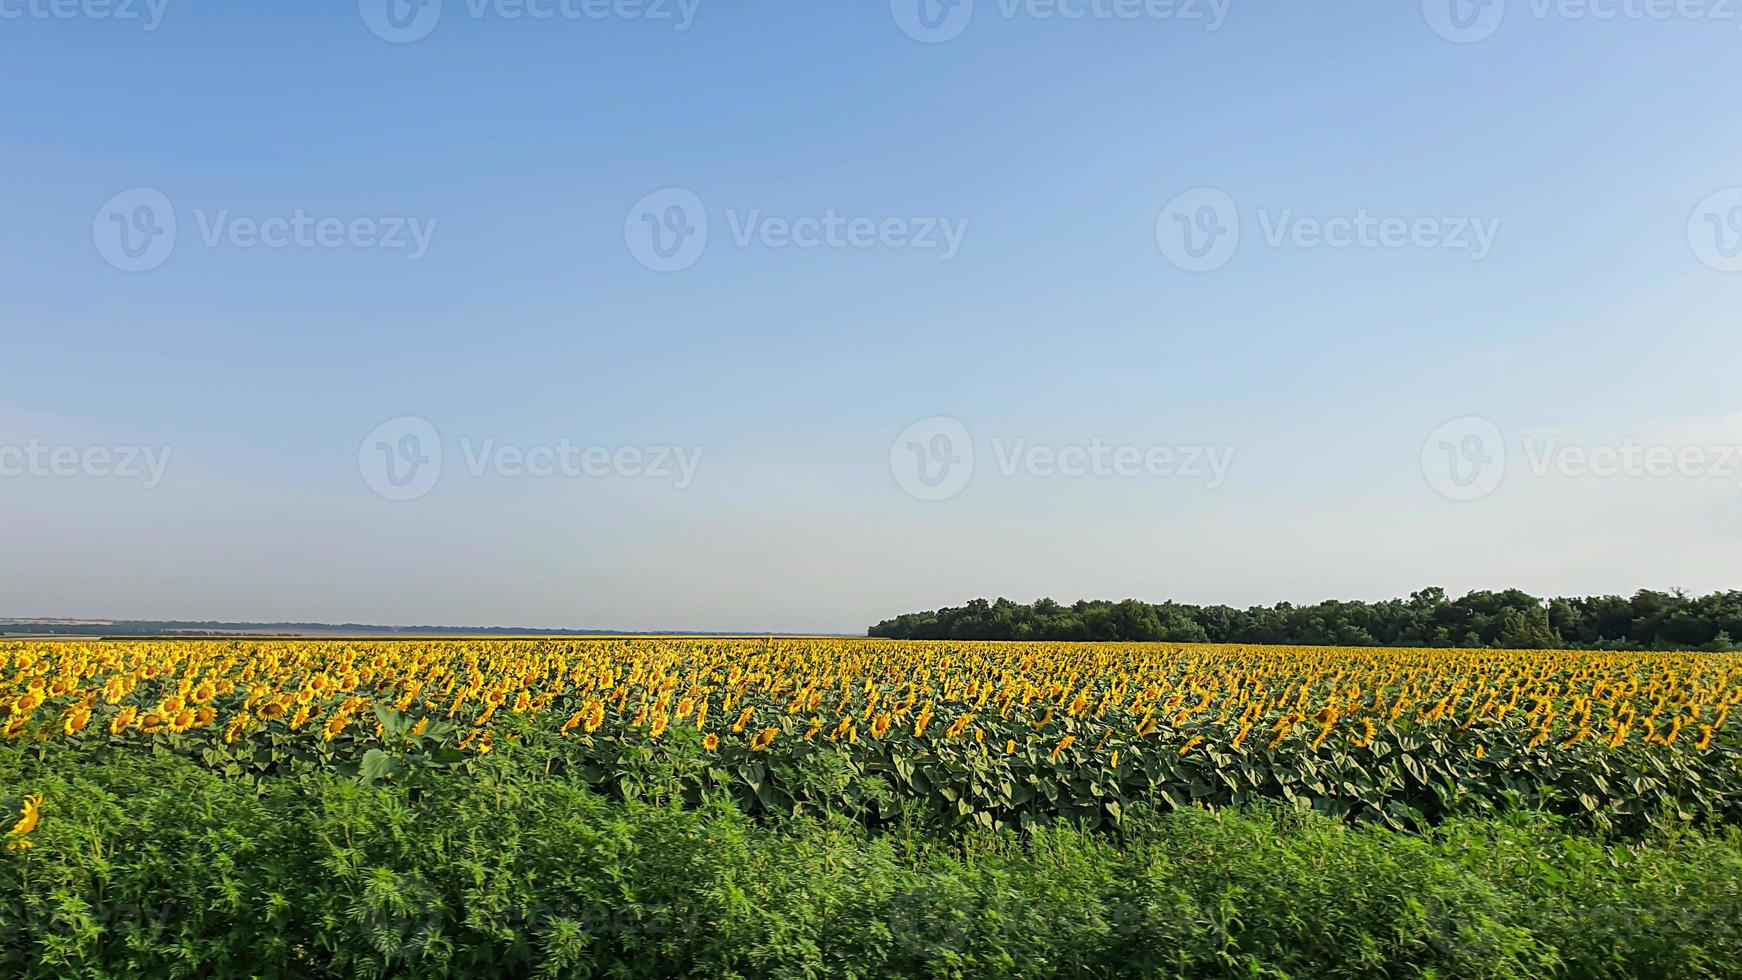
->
[5,637,1740,841]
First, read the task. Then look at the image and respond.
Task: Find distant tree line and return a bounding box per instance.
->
[867,588,1742,651]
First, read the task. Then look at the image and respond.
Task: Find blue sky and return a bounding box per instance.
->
[3,1,1740,631]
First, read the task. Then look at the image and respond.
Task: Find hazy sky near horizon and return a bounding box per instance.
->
[3,1,1741,632]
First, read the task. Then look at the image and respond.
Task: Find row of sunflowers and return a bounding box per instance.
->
[4,638,1739,832]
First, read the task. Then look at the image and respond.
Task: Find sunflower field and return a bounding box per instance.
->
[4,637,1739,836]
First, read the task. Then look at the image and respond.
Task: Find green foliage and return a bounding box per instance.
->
[417,709,1742,837]
[5,749,1742,979]
[18,694,1742,839]
[871,588,1742,651]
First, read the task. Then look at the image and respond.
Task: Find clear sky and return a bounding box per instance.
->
[3,1,1740,632]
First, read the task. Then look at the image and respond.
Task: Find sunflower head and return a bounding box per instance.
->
[7,793,43,849]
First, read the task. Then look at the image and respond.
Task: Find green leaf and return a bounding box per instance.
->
[360,748,399,785]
